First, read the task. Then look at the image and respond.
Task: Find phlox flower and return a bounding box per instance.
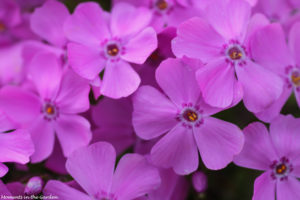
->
[44,142,161,200]
[0,53,91,163]
[250,22,300,122]
[172,0,284,112]
[132,58,244,174]
[0,111,34,177]
[64,2,157,99]
[234,115,300,200]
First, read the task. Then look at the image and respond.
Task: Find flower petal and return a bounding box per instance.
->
[55,114,92,157]
[0,129,34,164]
[269,115,300,160]
[111,154,161,200]
[30,117,55,163]
[67,43,106,80]
[289,22,300,67]
[44,180,90,200]
[250,23,292,76]
[205,0,251,40]
[110,3,152,38]
[233,122,278,171]
[196,59,239,108]
[151,125,199,175]
[121,27,157,64]
[172,17,224,61]
[0,86,40,126]
[132,85,178,140]
[100,60,141,98]
[0,163,8,178]
[156,58,201,107]
[276,177,300,200]
[195,117,244,170]
[236,61,284,113]
[66,142,116,197]
[56,70,90,114]
[64,2,110,46]
[28,52,63,100]
[30,0,69,47]
[0,180,11,195]
[252,172,275,200]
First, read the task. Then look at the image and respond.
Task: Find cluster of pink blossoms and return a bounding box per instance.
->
[0,0,300,199]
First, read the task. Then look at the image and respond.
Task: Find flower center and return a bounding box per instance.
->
[270,157,293,181]
[228,46,243,60]
[223,40,247,67]
[106,44,119,57]
[183,109,198,122]
[291,71,300,87]
[42,101,59,121]
[156,0,168,10]
[276,164,287,175]
[177,103,203,129]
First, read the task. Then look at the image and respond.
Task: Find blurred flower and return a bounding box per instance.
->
[44,142,161,200]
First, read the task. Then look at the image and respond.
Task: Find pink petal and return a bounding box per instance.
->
[255,86,292,123]
[276,177,300,200]
[121,27,157,64]
[6,182,24,196]
[66,142,116,197]
[252,172,275,200]
[250,23,292,76]
[132,86,178,140]
[111,154,161,199]
[233,122,278,171]
[0,86,40,126]
[30,0,69,47]
[45,140,67,175]
[0,180,11,195]
[0,163,8,178]
[0,129,34,164]
[269,115,300,160]
[195,117,244,170]
[196,59,239,108]
[155,58,201,107]
[205,0,251,40]
[28,53,62,100]
[110,3,152,38]
[0,110,17,132]
[151,125,199,175]
[30,117,55,163]
[100,60,141,98]
[64,2,110,46]
[56,70,90,114]
[67,43,106,80]
[55,114,92,157]
[44,180,90,200]
[244,13,269,44]
[171,17,224,61]
[289,22,300,67]
[236,61,284,113]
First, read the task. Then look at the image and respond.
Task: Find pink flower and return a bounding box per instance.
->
[172,0,284,112]
[0,111,34,177]
[234,115,300,200]
[64,2,157,99]
[43,142,161,200]
[0,53,92,163]
[251,22,300,122]
[192,171,207,193]
[132,58,244,174]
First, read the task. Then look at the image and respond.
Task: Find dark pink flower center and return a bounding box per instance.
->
[42,101,59,121]
[183,109,198,122]
[106,44,119,57]
[291,71,300,87]
[228,46,243,60]
[156,0,168,10]
[270,157,293,181]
